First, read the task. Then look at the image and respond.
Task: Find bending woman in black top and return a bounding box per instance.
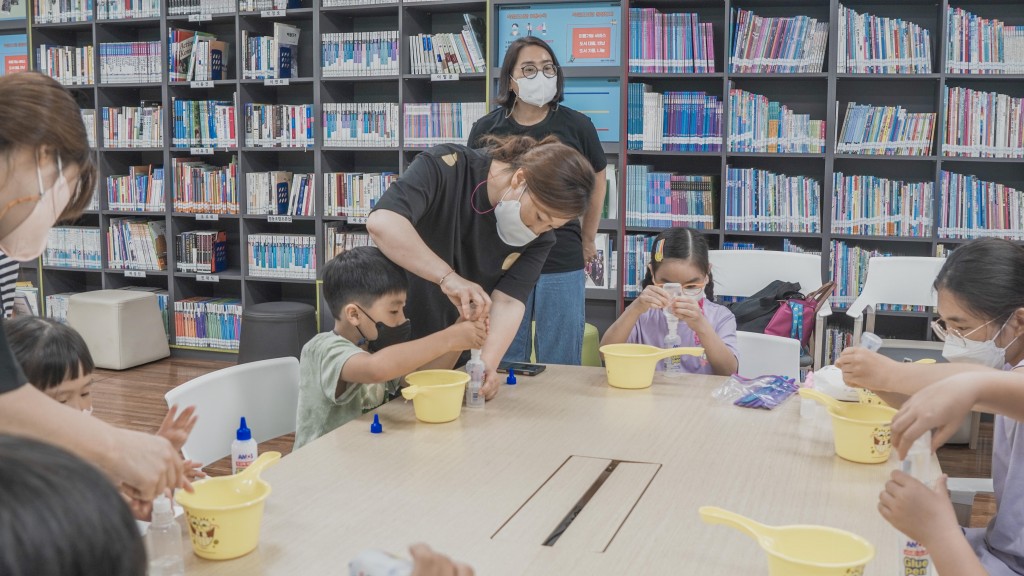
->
[368,135,594,399]
[0,73,186,500]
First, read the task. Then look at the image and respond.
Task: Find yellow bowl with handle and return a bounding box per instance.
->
[401,369,470,423]
[800,389,898,463]
[599,344,704,389]
[175,451,281,560]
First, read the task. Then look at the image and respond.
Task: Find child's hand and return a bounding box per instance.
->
[671,297,710,334]
[410,543,474,576]
[157,404,198,452]
[892,376,979,459]
[633,285,671,313]
[445,319,488,352]
[482,367,500,400]
[835,347,897,391]
[122,490,154,522]
[878,471,960,548]
[184,459,207,481]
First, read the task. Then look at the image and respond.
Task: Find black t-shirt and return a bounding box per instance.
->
[467,106,607,274]
[0,316,28,393]
[372,144,555,339]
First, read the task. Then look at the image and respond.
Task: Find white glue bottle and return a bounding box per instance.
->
[146,495,185,576]
[661,282,683,374]
[231,416,258,474]
[465,349,485,410]
[899,430,937,575]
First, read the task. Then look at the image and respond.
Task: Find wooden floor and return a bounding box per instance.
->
[93,357,996,526]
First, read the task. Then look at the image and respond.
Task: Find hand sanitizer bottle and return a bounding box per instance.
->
[662,282,684,375]
[899,430,936,575]
[147,495,184,576]
[465,349,485,410]
[231,417,257,474]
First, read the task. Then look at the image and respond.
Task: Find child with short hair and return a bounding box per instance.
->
[295,246,487,449]
[601,228,739,376]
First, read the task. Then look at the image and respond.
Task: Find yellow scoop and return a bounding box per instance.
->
[699,506,875,576]
[401,369,470,423]
[799,388,898,463]
[599,343,704,389]
[175,451,281,560]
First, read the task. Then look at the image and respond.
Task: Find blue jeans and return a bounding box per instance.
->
[503,269,585,365]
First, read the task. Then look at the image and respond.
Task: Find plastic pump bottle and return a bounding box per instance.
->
[899,431,937,575]
[662,282,684,374]
[231,417,258,474]
[465,349,485,410]
[146,495,184,576]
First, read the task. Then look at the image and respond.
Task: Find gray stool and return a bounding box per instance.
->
[238,302,317,364]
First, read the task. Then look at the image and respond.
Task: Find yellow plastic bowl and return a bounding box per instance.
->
[829,403,898,464]
[175,452,281,560]
[700,506,875,576]
[401,369,469,423]
[855,388,889,407]
[599,343,704,389]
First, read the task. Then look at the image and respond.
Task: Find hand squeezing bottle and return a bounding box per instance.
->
[465,349,485,410]
[661,282,684,374]
[899,431,937,575]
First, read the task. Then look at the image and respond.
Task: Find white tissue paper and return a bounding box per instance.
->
[812,365,861,402]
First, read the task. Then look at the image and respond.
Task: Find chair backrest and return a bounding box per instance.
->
[165,357,300,466]
[709,250,831,315]
[845,256,946,318]
[736,331,802,382]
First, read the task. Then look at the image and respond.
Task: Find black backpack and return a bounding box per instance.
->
[723,280,803,334]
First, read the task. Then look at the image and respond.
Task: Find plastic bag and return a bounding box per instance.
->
[712,374,798,410]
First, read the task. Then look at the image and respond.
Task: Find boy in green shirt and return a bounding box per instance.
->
[295,247,486,448]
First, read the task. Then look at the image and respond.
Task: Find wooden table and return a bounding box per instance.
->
[185,366,912,575]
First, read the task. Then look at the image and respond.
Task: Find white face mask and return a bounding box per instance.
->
[514,74,557,108]
[495,185,538,247]
[0,154,73,261]
[941,318,1019,369]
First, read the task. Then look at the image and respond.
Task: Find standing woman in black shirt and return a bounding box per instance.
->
[0,73,186,500]
[368,135,594,399]
[468,36,607,367]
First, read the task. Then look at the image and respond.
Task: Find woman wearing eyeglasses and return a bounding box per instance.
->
[468,36,607,368]
[837,237,1024,576]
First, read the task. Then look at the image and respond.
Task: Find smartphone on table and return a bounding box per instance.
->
[496,361,546,376]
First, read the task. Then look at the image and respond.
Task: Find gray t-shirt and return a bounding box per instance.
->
[294,332,401,449]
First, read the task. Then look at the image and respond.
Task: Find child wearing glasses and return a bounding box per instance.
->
[837,238,1024,576]
[601,228,739,376]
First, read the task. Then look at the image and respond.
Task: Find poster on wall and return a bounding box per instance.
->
[496,2,621,68]
[0,0,26,20]
[562,77,620,142]
[0,34,27,76]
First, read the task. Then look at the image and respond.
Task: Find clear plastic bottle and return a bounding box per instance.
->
[899,430,936,575]
[147,496,184,576]
[662,282,684,375]
[465,349,485,410]
[231,416,257,475]
[860,331,883,353]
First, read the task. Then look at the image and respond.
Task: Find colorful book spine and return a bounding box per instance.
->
[622,234,658,298]
[244,103,314,148]
[835,103,936,156]
[101,104,164,148]
[946,7,1024,75]
[724,167,821,233]
[323,103,399,147]
[831,172,933,238]
[107,218,168,271]
[838,4,932,74]
[239,0,300,10]
[829,240,925,312]
[402,102,486,147]
[45,292,77,323]
[242,23,300,80]
[323,171,398,218]
[43,227,102,270]
[628,9,715,74]
[81,109,97,148]
[626,83,723,151]
[624,165,715,229]
[99,42,162,84]
[939,171,1024,240]
[167,0,235,16]
[34,0,93,23]
[407,32,485,75]
[98,0,160,20]
[172,156,238,214]
[323,224,375,261]
[323,31,400,77]
[728,88,826,153]
[175,231,229,274]
[173,297,242,350]
[246,171,315,216]
[37,44,95,86]
[942,86,1024,158]
[171,99,237,148]
[246,234,317,280]
[729,8,829,73]
[106,164,166,212]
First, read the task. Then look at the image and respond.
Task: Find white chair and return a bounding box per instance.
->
[735,331,801,382]
[709,250,832,369]
[165,357,300,466]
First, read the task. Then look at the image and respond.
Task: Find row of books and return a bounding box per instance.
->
[837,4,933,74]
[627,84,723,152]
[244,103,314,148]
[322,32,400,78]
[729,8,829,74]
[724,167,821,233]
[247,234,316,280]
[173,156,239,214]
[34,0,91,23]
[168,0,234,16]
[239,0,298,11]
[831,172,933,238]
[624,165,714,230]
[174,298,242,350]
[37,44,94,86]
[585,233,617,290]
[835,104,936,156]
[107,219,167,271]
[43,227,102,270]
[45,293,72,323]
[727,88,826,154]
[829,240,924,313]
[107,164,166,212]
[408,32,485,75]
[98,0,159,20]
[721,239,815,254]
[943,86,1024,159]
[176,231,228,274]
[402,102,486,147]
[600,165,618,220]
[628,9,715,74]
[102,103,164,148]
[323,171,397,219]
[172,98,237,149]
[622,234,655,298]
[323,103,399,148]
[946,7,1024,75]
[822,327,852,366]
[939,171,1024,241]
[99,41,162,84]
[169,28,229,83]
[246,171,315,216]
[323,224,373,261]
[242,24,299,80]
[82,109,96,148]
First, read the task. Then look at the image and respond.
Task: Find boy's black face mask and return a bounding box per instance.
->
[355,305,412,351]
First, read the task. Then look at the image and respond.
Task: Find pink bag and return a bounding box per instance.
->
[764,282,835,347]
